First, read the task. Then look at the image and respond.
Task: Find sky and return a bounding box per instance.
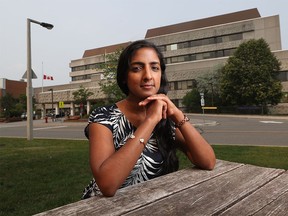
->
[1,0,287,88]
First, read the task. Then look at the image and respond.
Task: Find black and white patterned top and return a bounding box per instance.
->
[82,104,174,199]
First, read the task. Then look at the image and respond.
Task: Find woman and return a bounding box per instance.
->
[82,40,216,198]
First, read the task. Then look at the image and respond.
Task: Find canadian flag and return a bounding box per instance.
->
[43,74,54,80]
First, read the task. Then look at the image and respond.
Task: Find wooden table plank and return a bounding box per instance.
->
[220,171,288,215]
[254,190,288,216]
[123,165,285,216]
[34,160,241,216]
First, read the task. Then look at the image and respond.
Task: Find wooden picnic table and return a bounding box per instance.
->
[35,160,288,215]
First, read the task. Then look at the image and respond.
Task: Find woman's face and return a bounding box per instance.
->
[126,47,162,100]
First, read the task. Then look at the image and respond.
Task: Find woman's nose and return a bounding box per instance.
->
[143,66,152,80]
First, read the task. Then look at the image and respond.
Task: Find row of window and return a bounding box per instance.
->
[165,48,236,64]
[169,79,196,90]
[72,63,102,72]
[158,32,243,52]
[168,71,288,91]
[71,48,235,73]
[71,74,91,81]
[71,68,287,84]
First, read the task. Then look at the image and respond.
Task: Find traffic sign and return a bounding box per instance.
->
[59,101,64,108]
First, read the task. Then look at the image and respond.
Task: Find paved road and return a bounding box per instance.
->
[1,114,287,146]
[0,119,88,140]
[191,114,288,147]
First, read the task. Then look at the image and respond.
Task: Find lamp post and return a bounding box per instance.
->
[27,18,53,140]
[208,82,214,107]
[49,88,54,118]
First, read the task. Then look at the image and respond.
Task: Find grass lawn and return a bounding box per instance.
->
[1,137,287,216]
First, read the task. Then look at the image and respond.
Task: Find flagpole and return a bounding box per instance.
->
[42,61,44,92]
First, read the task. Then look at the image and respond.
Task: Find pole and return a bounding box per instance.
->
[211,83,214,107]
[26,18,53,141]
[42,62,44,93]
[49,88,54,121]
[51,89,54,113]
[27,19,33,141]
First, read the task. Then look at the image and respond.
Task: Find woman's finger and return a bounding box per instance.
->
[162,102,167,119]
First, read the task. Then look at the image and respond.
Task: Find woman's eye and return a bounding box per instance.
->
[131,66,143,72]
[151,66,160,71]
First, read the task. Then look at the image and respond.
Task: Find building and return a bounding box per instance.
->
[34,8,288,116]
[0,78,27,117]
[0,78,27,98]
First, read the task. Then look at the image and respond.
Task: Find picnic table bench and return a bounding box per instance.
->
[35,160,288,215]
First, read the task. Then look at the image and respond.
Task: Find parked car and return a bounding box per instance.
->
[21,112,36,120]
[21,112,27,119]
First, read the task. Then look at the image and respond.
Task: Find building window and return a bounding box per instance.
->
[169,82,175,90]
[190,39,202,47]
[178,41,189,49]
[216,50,224,57]
[71,65,85,72]
[216,37,223,43]
[167,44,178,51]
[224,48,236,56]
[229,33,243,41]
[158,46,166,52]
[170,80,197,90]
[277,71,288,81]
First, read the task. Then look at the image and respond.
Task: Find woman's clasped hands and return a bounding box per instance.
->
[139,94,182,124]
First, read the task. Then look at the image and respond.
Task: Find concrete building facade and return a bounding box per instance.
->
[34,8,288,116]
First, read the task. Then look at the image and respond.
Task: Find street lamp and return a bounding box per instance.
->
[209,82,214,107]
[27,18,53,140]
[49,88,54,116]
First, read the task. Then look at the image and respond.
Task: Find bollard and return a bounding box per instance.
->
[45,116,48,123]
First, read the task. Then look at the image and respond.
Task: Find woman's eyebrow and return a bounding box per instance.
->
[130,61,160,65]
[130,62,145,65]
[150,61,160,65]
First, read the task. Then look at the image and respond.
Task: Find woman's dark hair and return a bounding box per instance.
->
[117,40,179,174]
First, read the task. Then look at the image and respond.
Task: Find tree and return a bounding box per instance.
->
[0,93,16,117]
[99,49,126,103]
[73,85,94,116]
[73,85,94,105]
[17,94,27,113]
[182,88,201,112]
[0,93,29,118]
[195,69,222,107]
[220,38,282,106]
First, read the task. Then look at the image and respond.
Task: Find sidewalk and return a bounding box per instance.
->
[189,113,288,120]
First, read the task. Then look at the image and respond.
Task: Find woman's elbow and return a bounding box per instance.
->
[101,189,117,197]
[193,156,216,170]
[98,182,119,197]
[203,157,216,170]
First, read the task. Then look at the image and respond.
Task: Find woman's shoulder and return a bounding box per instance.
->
[88,104,120,123]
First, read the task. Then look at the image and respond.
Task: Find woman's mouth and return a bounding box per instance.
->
[141,84,154,89]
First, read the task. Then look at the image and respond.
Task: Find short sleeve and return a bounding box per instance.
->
[84,105,115,139]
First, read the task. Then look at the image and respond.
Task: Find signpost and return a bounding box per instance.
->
[200,92,205,115]
[200,93,205,124]
[59,101,64,108]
